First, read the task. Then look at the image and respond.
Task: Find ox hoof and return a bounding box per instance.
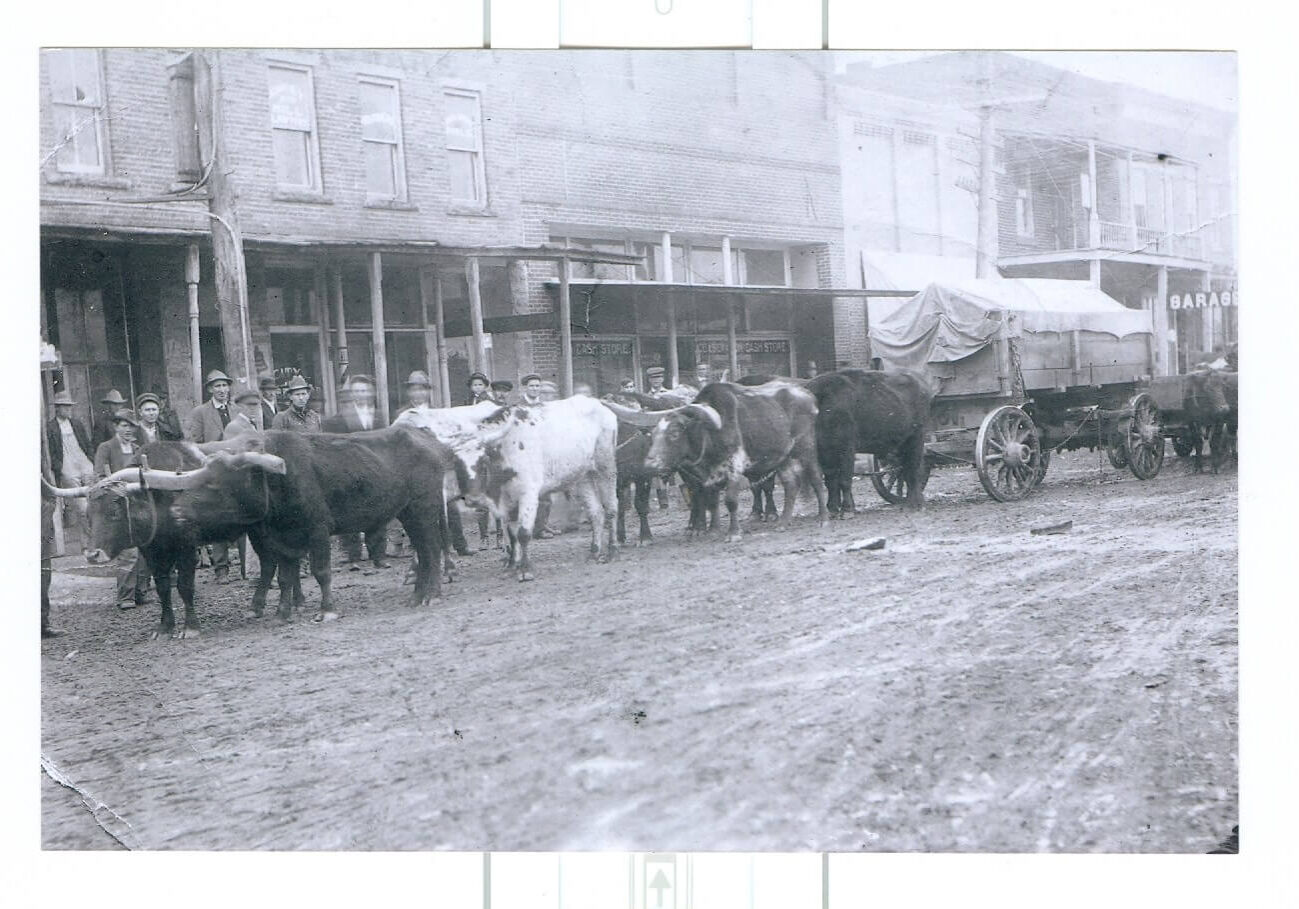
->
[517,571,535,582]
[244,610,263,620]
[727,533,743,543]
[313,611,341,623]
[637,538,654,547]
[173,625,200,640]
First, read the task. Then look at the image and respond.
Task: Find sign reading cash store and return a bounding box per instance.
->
[1168,290,1238,309]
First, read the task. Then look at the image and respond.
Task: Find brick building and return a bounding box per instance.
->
[40,49,858,429]
[837,52,1238,376]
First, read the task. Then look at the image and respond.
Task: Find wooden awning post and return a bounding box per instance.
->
[185,243,203,404]
[314,260,335,414]
[368,251,390,425]
[666,294,679,388]
[558,255,574,396]
[788,295,800,377]
[331,267,348,388]
[726,296,740,379]
[466,256,487,376]
[420,267,451,407]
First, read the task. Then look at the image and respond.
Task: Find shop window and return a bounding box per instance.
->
[1015,176,1035,239]
[571,289,635,335]
[444,88,487,207]
[629,241,657,281]
[687,246,731,284]
[46,49,107,175]
[745,296,789,331]
[268,62,323,192]
[263,269,317,325]
[359,76,407,202]
[380,266,422,327]
[741,248,787,286]
[694,297,730,333]
[652,243,687,283]
[340,266,372,327]
[566,238,632,281]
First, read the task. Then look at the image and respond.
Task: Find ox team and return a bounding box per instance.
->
[43,366,936,639]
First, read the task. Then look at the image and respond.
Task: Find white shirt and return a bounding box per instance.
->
[262,396,277,414]
[58,417,94,478]
[355,403,375,430]
[138,423,159,444]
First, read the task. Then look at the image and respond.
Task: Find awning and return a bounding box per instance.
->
[860,251,980,293]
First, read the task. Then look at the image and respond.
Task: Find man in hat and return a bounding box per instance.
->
[258,375,280,429]
[272,375,321,433]
[93,410,151,609]
[224,383,265,437]
[489,379,513,402]
[46,390,96,555]
[41,480,62,637]
[322,376,387,567]
[520,374,546,406]
[619,377,636,394]
[323,374,379,433]
[466,372,493,406]
[645,366,668,397]
[151,386,185,441]
[93,389,129,446]
[395,370,433,418]
[185,370,236,581]
[185,370,235,443]
[134,392,183,445]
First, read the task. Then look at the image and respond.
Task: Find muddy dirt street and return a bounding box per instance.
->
[40,450,1237,852]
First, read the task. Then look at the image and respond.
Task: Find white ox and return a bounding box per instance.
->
[395,395,619,581]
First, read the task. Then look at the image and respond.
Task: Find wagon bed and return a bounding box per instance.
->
[867,279,1164,502]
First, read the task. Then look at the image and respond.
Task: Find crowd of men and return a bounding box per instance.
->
[41,359,720,634]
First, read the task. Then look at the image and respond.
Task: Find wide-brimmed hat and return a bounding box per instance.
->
[100,389,127,405]
[204,369,232,389]
[405,370,432,388]
[111,409,139,428]
[466,372,489,386]
[134,392,162,409]
[285,375,312,393]
[231,383,261,403]
[52,391,75,406]
[258,374,279,390]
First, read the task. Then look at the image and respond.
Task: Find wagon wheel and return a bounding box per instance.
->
[1122,392,1165,480]
[975,405,1043,502]
[868,451,932,505]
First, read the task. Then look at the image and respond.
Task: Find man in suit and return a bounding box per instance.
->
[258,375,280,429]
[46,390,96,556]
[224,383,265,436]
[394,370,432,418]
[93,410,150,609]
[322,376,387,567]
[185,369,235,581]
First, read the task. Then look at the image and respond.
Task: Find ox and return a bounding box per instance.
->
[805,369,933,515]
[620,380,826,542]
[600,389,697,546]
[170,426,459,621]
[43,440,292,638]
[1183,369,1238,474]
[396,395,619,581]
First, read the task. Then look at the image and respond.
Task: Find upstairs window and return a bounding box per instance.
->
[359,76,407,202]
[268,63,322,192]
[46,49,107,175]
[1015,175,1035,239]
[444,88,487,207]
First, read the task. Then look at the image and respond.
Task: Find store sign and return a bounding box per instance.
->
[695,338,791,355]
[1169,290,1237,309]
[574,340,633,357]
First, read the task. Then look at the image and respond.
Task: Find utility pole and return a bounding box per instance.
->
[193,49,255,386]
[975,105,999,278]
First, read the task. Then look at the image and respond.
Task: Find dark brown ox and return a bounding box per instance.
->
[1183,369,1238,474]
[170,426,460,621]
[805,369,934,515]
[43,440,291,638]
[631,381,826,541]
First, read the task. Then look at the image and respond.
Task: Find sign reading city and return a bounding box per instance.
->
[1168,290,1237,310]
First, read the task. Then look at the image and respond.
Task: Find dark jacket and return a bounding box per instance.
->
[272,406,322,433]
[93,438,142,478]
[261,399,278,432]
[46,417,93,478]
[185,399,233,443]
[322,403,379,433]
[157,405,185,441]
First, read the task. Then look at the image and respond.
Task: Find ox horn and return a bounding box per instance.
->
[683,403,723,430]
[42,477,91,498]
[138,466,209,490]
[225,451,288,474]
[602,400,669,429]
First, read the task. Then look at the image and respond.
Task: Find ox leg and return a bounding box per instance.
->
[808,459,829,526]
[248,533,276,619]
[446,504,471,557]
[513,494,540,581]
[144,548,175,639]
[173,547,200,639]
[1209,421,1226,475]
[635,477,653,545]
[749,482,765,522]
[309,537,339,622]
[399,511,441,607]
[724,477,743,543]
[616,479,629,545]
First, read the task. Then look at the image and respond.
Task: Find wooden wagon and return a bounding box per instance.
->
[866,279,1165,503]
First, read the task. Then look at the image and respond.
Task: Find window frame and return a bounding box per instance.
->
[1015,172,1035,240]
[358,74,409,204]
[442,86,488,210]
[267,61,324,194]
[46,48,109,176]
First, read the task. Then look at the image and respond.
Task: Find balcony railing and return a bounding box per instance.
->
[1097,221,1131,250]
